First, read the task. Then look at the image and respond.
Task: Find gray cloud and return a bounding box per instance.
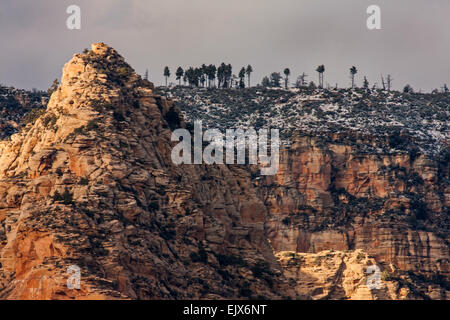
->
[0,0,448,91]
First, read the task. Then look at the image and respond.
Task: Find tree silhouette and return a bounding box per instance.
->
[403,84,414,93]
[239,67,246,88]
[381,74,386,90]
[201,64,208,87]
[217,63,225,88]
[207,64,216,88]
[185,67,197,87]
[195,68,202,87]
[144,69,149,81]
[225,64,232,88]
[363,76,369,90]
[175,67,184,86]
[283,68,291,89]
[261,76,271,87]
[270,72,282,87]
[214,63,234,88]
[200,74,206,87]
[246,65,253,88]
[316,65,325,88]
[163,66,171,87]
[350,66,358,89]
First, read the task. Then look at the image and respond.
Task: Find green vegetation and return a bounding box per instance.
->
[215,253,247,267]
[117,67,129,77]
[163,66,171,87]
[86,119,99,131]
[381,270,393,281]
[79,177,89,185]
[24,108,45,124]
[47,79,59,96]
[42,113,58,129]
[190,244,208,263]
[52,188,74,205]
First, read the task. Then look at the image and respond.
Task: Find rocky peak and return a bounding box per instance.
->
[54,43,139,112]
[0,44,290,299]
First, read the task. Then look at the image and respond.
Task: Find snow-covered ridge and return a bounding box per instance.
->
[159,86,449,156]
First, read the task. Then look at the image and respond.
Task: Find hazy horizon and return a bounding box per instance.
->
[0,0,449,92]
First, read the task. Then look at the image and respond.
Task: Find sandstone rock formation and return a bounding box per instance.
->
[163,83,449,299]
[277,250,406,300]
[0,43,292,299]
[0,43,447,300]
[261,136,449,299]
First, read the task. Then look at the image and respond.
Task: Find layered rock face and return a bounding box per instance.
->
[261,135,449,299]
[0,43,294,299]
[162,86,448,299]
[0,44,447,300]
[277,249,410,300]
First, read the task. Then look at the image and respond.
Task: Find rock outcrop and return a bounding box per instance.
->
[0,43,293,299]
[0,44,447,300]
[261,135,449,299]
[163,85,449,299]
[277,250,407,300]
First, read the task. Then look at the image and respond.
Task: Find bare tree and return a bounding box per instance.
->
[295,72,308,88]
[301,72,308,86]
[386,75,393,92]
[381,74,386,90]
[363,76,369,90]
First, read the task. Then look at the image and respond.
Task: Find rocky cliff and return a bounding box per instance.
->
[163,84,449,299]
[0,44,448,300]
[261,134,449,299]
[0,43,295,299]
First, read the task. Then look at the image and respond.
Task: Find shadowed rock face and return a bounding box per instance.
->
[260,136,449,299]
[161,83,449,299]
[0,43,447,300]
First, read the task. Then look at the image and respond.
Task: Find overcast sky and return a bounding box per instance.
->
[0,0,449,91]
